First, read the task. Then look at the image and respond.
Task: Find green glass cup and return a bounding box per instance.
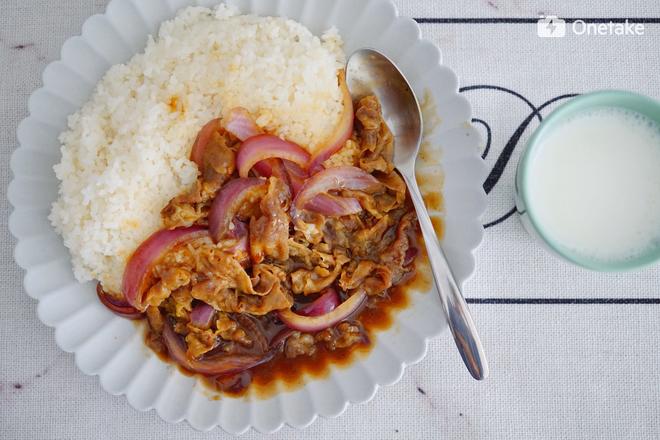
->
[515,90,660,271]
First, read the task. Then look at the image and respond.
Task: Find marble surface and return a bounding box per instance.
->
[2,1,660,439]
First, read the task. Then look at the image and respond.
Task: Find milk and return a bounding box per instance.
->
[527,107,660,263]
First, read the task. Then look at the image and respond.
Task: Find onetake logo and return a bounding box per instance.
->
[537,16,645,37]
[537,16,566,37]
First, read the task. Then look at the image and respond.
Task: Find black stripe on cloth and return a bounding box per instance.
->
[415,18,660,24]
[466,298,660,304]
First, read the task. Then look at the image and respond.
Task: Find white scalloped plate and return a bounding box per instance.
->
[9,0,487,434]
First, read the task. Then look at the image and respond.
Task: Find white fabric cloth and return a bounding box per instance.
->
[2,1,660,438]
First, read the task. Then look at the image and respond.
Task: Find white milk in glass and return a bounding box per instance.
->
[527,107,660,263]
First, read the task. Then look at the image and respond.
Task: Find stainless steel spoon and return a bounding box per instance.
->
[346,48,489,380]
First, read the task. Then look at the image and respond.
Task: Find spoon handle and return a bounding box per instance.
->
[401,172,489,380]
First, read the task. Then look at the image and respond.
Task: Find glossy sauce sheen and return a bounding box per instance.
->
[225,251,426,398]
[247,251,430,398]
[148,241,431,399]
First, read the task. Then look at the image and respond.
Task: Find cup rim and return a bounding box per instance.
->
[516,89,660,271]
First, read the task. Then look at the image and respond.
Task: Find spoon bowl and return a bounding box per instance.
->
[346,48,489,380]
[346,49,422,167]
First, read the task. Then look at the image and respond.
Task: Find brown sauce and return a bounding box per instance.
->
[418,172,445,240]
[422,192,443,211]
[167,95,186,114]
[248,254,430,399]
[416,169,444,195]
[430,216,444,240]
[167,96,178,112]
[142,244,440,396]
[416,89,446,242]
[146,241,431,400]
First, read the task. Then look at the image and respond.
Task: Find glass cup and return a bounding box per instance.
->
[515,90,660,271]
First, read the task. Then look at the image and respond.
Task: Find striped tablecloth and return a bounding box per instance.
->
[2,1,660,438]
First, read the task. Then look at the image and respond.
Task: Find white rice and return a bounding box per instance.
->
[49,5,345,292]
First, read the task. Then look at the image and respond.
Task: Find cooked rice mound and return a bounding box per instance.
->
[50,5,345,292]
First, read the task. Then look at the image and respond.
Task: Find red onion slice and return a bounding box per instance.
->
[308,71,354,174]
[293,166,382,216]
[278,290,366,333]
[190,118,221,168]
[252,159,318,214]
[208,177,267,241]
[225,219,249,267]
[236,135,311,178]
[269,328,295,348]
[190,302,215,329]
[122,226,208,311]
[304,193,362,217]
[229,218,249,240]
[224,107,261,141]
[256,161,360,214]
[259,159,290,183]
[298,287,340,316]
[96,283,143,319]
[253,159,307,197]
[281,160,308,196]
[403,246,418,266]
[252,158,276,178]
[162,322,276,376]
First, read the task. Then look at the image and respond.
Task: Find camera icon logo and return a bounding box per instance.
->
[537,16,566,37]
